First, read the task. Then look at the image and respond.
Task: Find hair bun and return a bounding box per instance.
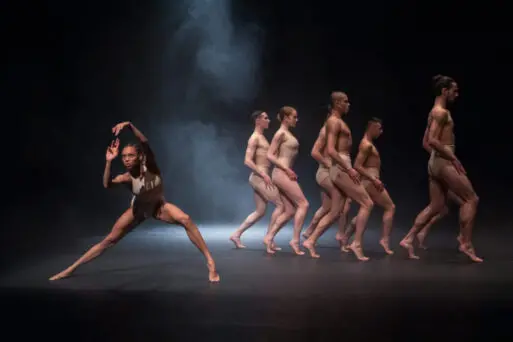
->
[432,74,443,84]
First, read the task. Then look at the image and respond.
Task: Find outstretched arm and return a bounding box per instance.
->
[353,142,375,180]
[326,118,352,171]
[427,109,457,161]
[311,128,330,168]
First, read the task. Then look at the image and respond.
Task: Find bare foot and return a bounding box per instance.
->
[379,238,394,255]
[459,243,483,263]
[302,240,320,258]
[416,232,428,249]
[207,262,220,283]
[263,236,276,254]
[49,269,72,281]
[271,242,282,251]
[289,240,305,256]
[457,234,464,251]
[336,233,350,252]
[348,242,369,261]
[229,235,246,249]
[400,239,420,259]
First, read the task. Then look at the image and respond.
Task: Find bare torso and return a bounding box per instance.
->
[361,137,381,170]
[429,108,455,148]
[251,132,271,175]
[276,129,299,169]
[318,126,332,167]
[334,117,353,155]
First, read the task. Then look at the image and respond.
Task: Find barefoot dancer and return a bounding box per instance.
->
[304,92,374,260]
[400,75,482,262]
[229,111,284,250]
[264,106,309,255]
[416,115,464,249]
[339,118,395,255]
[302,116,353,246]
[49,121,220,282]
[301,119,346,258]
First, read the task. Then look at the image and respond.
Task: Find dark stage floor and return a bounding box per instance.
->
[2,224,513,341]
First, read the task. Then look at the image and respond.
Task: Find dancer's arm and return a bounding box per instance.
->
[422,117,433,154]
[311,128,330,168]
[427,109,457,161]
[267,130,288,171]
[325,117,352,171]
[103,139,130,188]
[353,142,375,180]
[244,136,266,178]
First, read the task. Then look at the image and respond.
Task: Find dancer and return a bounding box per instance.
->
[301,118,346,258]
[49,121,220,282]
[416,116,464,249]
[229,111,284,250]
[304,92,374,260]
[339,118,395,255]
[400,75,482,262]
[264,106,309,255]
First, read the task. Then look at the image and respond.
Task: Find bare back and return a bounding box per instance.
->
[250,132,271,175]
[275,129,299,169]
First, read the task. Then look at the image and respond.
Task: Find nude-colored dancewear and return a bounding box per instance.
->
[271,131,299,181]
[130,165,165,219]
[329,153,352,181]
[315,164,331,185]
[361,167,380,189]
[428,145,455,178]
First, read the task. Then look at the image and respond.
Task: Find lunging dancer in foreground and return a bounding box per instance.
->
[49,121,220,282]
[400,75,482,262]
[264,106,309,255]
[229,111,283,250]
[339,118,395,255]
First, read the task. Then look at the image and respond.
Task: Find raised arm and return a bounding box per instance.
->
[311,127,330,168]
[113,121,160,175]
[244,135,265,177]
[326,117,352,171]
[427,109,457,161]
[103,139,131,188]
[353,142,375,180]
[266,130,288,171]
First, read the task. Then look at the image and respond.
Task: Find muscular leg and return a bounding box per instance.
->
[366,186,395,255]
[49,208,138,281]
[230,191,267,248]
[336,198,352,249]
[333,170,374,261]
[156,202,220,282]
[264,194,295,254]
[303,178,344,258]
[302,191,331,239]
[271,170,309,255]
[416,190,463,249]
[400,178,446,259]
[440,166,481,262]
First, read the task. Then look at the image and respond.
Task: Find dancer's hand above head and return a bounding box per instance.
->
[106,139,119,161]
[112,121,131,136]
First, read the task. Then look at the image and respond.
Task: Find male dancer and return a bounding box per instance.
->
[416,114,464,249]
[301,117,351,255]
[49,121,220,282]
[303,92,374,260]
[339,118,394,255]
[400,75,482,262]
[230,111,283,250]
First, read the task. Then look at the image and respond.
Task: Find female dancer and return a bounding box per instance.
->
[49,121,220,282]
[264,106,309,255]
[229,111,284,250]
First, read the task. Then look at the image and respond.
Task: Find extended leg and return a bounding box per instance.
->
[157,202,220,282]
[49,208,138,281]
[230,191,267,248]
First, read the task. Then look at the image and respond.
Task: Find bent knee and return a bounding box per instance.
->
[298,199,309,210]
[386,202,396,212]
[176,214,193,228]
[360,197,374,210]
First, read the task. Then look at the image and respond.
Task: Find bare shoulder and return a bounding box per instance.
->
[359,139,372,151]
[430,107,449,122]
[326,116,340,131]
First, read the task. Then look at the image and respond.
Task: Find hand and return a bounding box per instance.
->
[285,168,297,181]
[106,139,120,161]
[262,174,274,190]
[323,158,332,169]
[372,178,384,192]
[112,121,131,136]
[452,159,466,175]
[348,168,360,184]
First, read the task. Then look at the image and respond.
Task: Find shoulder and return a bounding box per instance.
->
[359,139,372,151]
[431,107,449,122]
